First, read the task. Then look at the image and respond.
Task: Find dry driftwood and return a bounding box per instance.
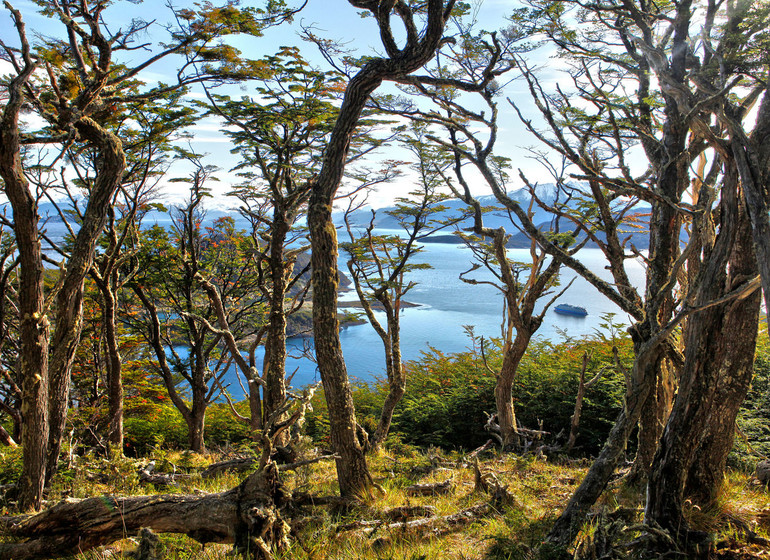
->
[336,505,437,531]
[473,461,516,506]
[405,479,455,496]
[0,462,290,560]
[137,467,194,488]
[352,503,493,544]
[465,439,495,462]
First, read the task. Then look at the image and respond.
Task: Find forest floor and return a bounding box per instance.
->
[4,445,770,559]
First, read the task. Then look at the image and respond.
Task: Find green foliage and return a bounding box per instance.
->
[122,401,254,456]
[305,332,631,453]
[732,330,770,471]
[0,445,23,485]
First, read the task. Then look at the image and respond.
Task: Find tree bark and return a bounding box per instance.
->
[645,159,744,541]
[0,16,49,511]
[101,278,123,451]
[728,89,770,335]
[496,333,530,449]
[685,200,760,506]
[46,119,126,483]
[309,199,372,497]
[626,357,674,485]
[263,215,289,441]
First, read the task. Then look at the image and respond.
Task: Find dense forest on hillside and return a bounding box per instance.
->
[1,1,770,559]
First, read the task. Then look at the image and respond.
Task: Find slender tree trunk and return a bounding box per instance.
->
[46,119,126,483]
[627,357,674,485]
[249,383,263,436]
[371,308,405,449]
[263,217,289,441]
[565,352,590,453]
[102,280,123,451]
[188,407,206,454]
[546,334,662,546]
[496,333,530,450]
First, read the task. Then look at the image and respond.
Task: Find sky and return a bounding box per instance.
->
[0,0,564,210]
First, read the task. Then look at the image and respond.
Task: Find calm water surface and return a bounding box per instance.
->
[244,240,646,392]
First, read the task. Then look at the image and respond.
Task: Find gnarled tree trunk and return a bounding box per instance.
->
[0,461,290,560]
[308,0,454,497]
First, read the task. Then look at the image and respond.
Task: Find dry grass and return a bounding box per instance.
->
[10,448,770,560]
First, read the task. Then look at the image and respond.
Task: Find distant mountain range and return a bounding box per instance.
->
[339,184,652,250]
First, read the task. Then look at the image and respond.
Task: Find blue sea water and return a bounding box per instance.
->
[237,238,646,394]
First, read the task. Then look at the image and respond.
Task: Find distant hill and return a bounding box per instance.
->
[335,184,652,250]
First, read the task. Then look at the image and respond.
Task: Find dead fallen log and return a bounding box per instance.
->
[278,454,339,472]
[200,457,257,479]
[0,462,290,560]
[353,503,493,544]
[137,468,194,488]
[336,505,437,531]
[291,491,352,509]
[200,454,338,480]
[406,479,454,497]
[473,461,516,507]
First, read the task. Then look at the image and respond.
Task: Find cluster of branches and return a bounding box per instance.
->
[1,0,770,559]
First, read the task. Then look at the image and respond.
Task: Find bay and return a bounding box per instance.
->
[231,238,646,394]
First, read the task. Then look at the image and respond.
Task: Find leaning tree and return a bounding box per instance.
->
[304,0,462,499]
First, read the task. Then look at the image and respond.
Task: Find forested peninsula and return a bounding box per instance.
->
[2,1,770,559]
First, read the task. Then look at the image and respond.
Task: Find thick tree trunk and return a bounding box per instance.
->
[309,198,371,497]
[307,0,451,497]
[0,44,50,511]
[645,160,742,541]
[685,203,760,506]
[729,91,770,333]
